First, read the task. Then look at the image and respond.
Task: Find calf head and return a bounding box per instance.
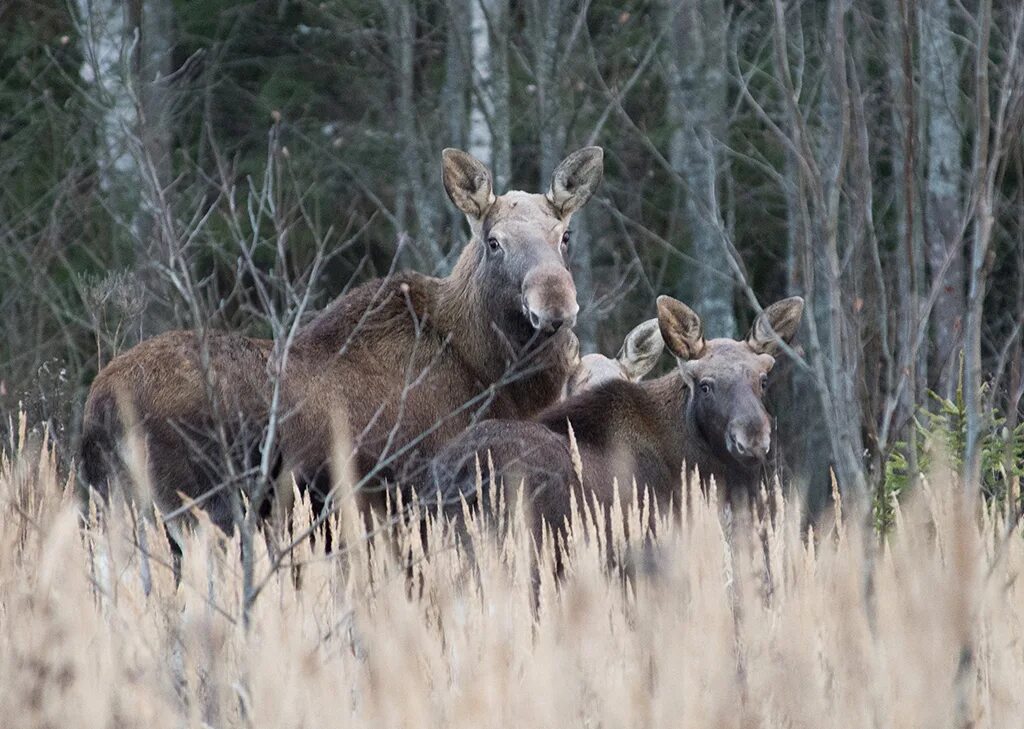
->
[442,147,604,341]
[657,296,804,466]
[564,318,664,397]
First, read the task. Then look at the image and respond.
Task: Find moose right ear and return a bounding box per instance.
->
[616,318,664,380]
[747,296,804,356]
[657,296,706,362]
[546,147,604,217]
[442,148,495,220]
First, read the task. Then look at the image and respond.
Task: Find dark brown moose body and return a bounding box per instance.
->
[81,147,604,538]
[428,295,805,549]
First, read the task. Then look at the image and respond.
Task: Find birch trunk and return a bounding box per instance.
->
[442,0,469,257]
[531,0,565,185]
[76,0,137,199]
[77,0,174,333]
[528,0,600,350]
[384,0,443,267]
[664,0,735,338]
[919,0,965,398]
[771,0,867,498]
[467,0,510,190]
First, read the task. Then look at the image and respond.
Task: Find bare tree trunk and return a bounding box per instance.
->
[76,0,138,201]
[384,0,443,268]
[768,0,867,499]
[664,0,735,338]
[527,0,601,350]
[775,7,832,505]
[892,0,923,482]
[963,1,1023,491]
[442,0,469,257]
[531,0,566,186]
[467,0,510,190]
[919,0,965,398]
[962,0,994,494]
[77,0,174,335]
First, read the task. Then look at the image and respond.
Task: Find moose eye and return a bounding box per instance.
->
[561,230,571,248]
[487,236,501,254]
[699,380,713,395]
[760,373,769,392]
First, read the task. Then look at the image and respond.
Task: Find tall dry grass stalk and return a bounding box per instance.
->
[2,412,1023,728]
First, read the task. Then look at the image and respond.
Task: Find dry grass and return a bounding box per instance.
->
[2,412,1023,729]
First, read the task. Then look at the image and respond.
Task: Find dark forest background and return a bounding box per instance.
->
[1,0,1022,517]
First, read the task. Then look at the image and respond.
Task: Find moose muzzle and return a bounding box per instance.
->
[726,418,772,463]
[522,265,578,333]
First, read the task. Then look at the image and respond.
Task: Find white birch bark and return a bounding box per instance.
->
[76,0,174,331]
[664,0,735,338]
[384,0,444,266]
[442,0,470,257]
[76,0,139,199]
[919,0,965,397]
[467,0,509,190]
[531,0,565,185]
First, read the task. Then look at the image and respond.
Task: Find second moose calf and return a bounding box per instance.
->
[563,318,664,399]
[428,295,804,552]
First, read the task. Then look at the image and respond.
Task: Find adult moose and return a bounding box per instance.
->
[428,295,804,547]
[81,146,605,539]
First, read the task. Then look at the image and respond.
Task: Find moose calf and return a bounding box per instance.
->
[563,318,664,399]
[428,295,804,550]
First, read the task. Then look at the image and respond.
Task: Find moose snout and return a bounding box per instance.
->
[727,425,771,462]
[522,266,579,333]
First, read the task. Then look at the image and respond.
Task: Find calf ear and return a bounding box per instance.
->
[617,318,664,380]
[657,296,706,361]
[442,148,495,219]
[747,296,805,355]
[547,147,604,217]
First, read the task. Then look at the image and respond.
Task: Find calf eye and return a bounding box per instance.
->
[561,230,571,249]
[760,374,769,392]
[699,380,713,395]
[487,236,501,254]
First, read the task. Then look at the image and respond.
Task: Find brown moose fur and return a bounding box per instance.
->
[428,296,805,549]
[81,147,604,535]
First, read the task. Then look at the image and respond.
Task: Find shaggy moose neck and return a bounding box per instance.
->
[436,241,570,411]
[435,242,504,383]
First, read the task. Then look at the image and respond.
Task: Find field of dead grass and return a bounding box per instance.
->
[2,412,1023,729]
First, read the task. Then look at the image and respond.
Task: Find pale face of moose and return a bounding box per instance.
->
[442,147,604,341]
[564,318,664,398]
[657,295,805,467]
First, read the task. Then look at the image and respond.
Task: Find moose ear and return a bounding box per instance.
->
[747,296,805,356]
[546,147,604,217]
[657,296,706,361]
[616,318,664,380]
[442,148,495,220]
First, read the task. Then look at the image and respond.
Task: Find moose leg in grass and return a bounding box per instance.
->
[428,296,804,568]
[80,147,604,545]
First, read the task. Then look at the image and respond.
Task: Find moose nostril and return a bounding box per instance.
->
[549,318,565,332]
[528,310,542,329]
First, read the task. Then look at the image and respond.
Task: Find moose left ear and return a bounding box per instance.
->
[657,296,706,362]
[747,296,805,356]
[616,318,664,381]
[546,147,604,217]
[442,148,495,220]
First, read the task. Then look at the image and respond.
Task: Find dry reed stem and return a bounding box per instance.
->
[1,417,1022,728]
